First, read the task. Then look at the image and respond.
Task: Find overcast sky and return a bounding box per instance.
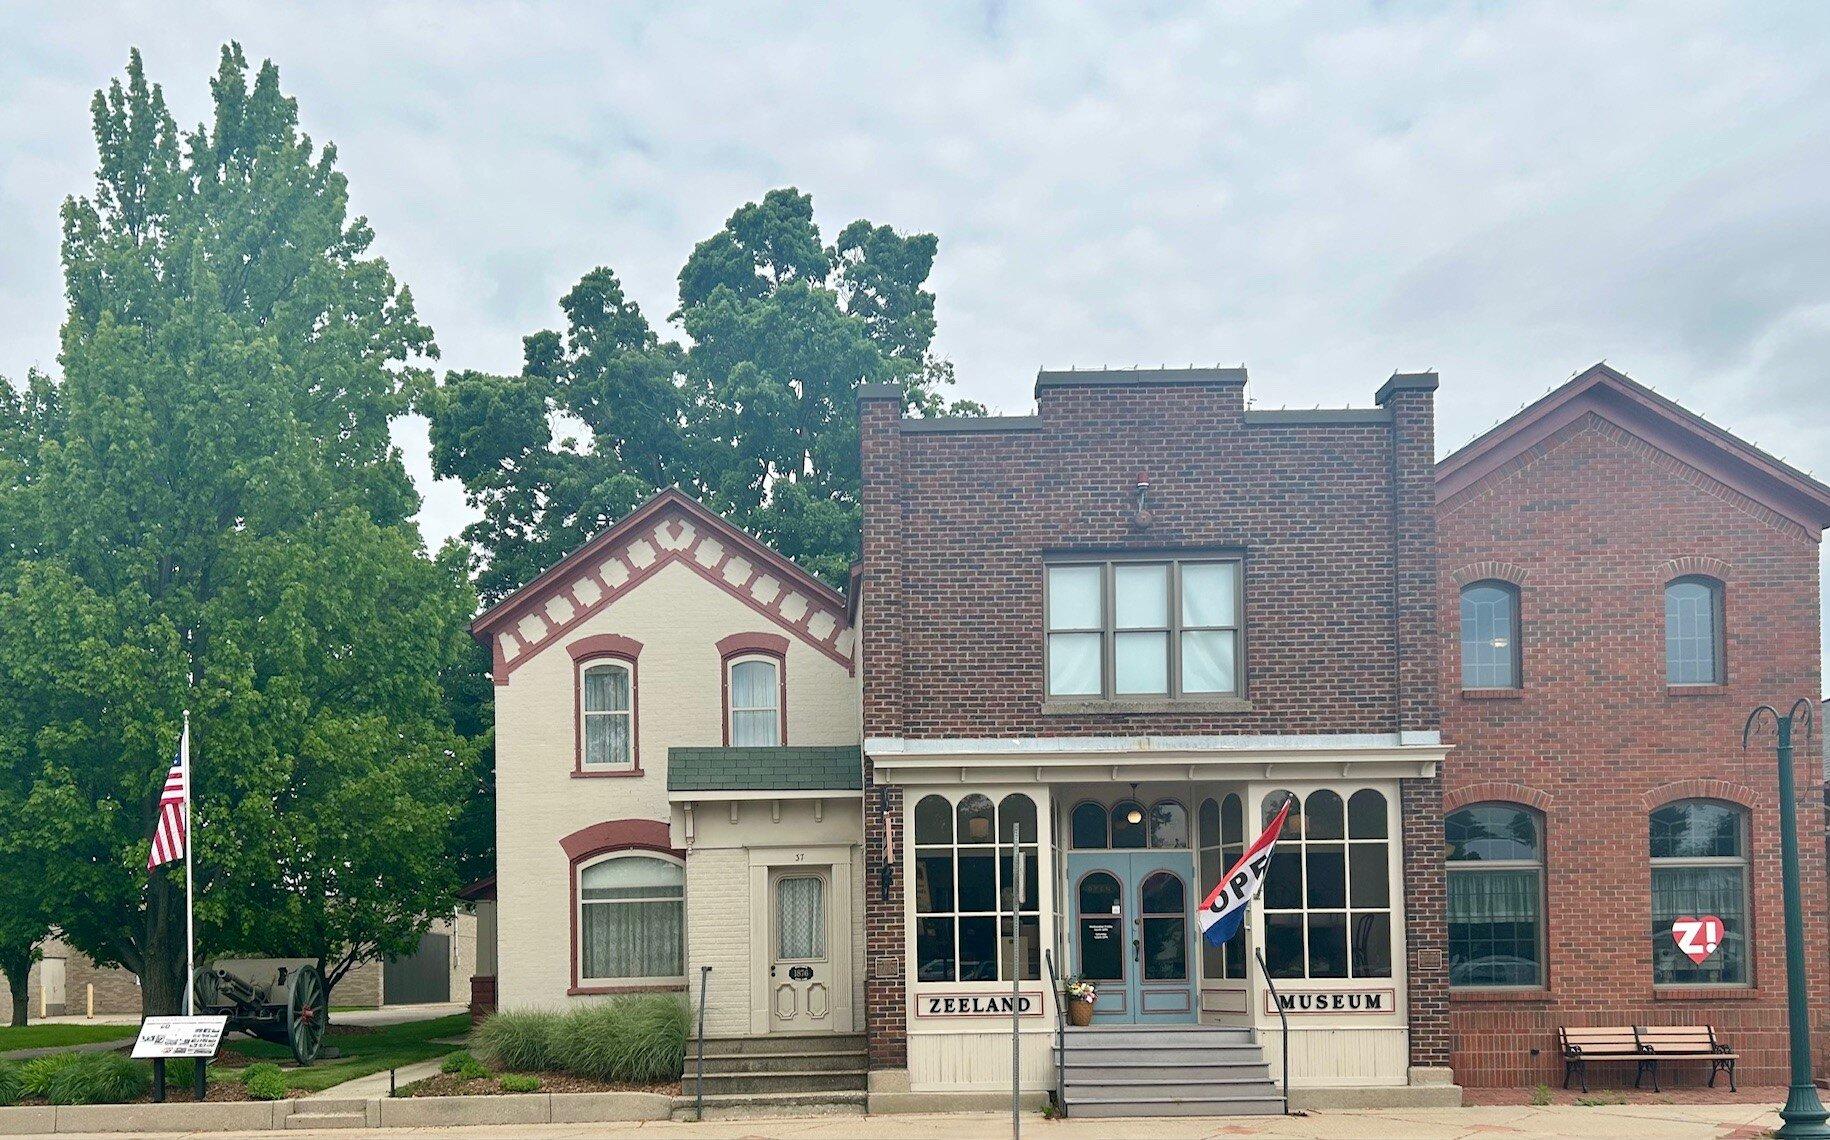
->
[4,3,1828,651]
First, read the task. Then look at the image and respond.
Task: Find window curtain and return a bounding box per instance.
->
[1651,865,1745,983]
[776,876,825,959]
[1447,868,1539,922]
[580,857,683,979]
[730,659,779,746]
[583,666,631,766]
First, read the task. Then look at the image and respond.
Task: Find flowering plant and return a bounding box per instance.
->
[1063,976,1098,1003]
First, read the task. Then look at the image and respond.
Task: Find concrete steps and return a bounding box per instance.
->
[1054,1025,1284,1119]
[284,1098,369,1129]
[686,1034,868,1100]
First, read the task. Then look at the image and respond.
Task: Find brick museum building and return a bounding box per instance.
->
[474,360,1830,1114]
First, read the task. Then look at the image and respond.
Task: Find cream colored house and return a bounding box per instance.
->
[474,490,864,1044]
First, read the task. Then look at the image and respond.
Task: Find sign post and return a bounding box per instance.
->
[1746,701,1830,1139]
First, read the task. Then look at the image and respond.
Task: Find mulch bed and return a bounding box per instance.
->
[1463,1083,1788,1106]
[399,1073,680,1098]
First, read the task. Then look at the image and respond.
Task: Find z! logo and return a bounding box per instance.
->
[1670,915,1725,965]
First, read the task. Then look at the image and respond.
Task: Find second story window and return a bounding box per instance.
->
[727,656,783,747]
[581,660,633,769]
[1045,557,1242,700]
[1665,577,1724,685]
[1460,582,1521,689]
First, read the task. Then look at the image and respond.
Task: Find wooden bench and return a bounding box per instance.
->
[1558,1024,1736,1093]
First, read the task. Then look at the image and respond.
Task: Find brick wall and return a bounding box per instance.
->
[1439,411,1830,1087]
[859,371,1438,1071]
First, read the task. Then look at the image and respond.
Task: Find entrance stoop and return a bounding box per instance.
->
[1054,1025,1285,1118]
[685,1033,867,1113]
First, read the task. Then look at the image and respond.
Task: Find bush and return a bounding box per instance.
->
[243,1064,288,1101]
[472,1010,560,1073]
[474,996,688,1084]
[0,1061,20,1107]
[500,1073,541,1093]
[439,1051,477,1075]
[556,995,688,1084]
[18,1052,150,1105]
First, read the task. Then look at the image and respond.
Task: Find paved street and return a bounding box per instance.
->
[49,1101,1785,1139]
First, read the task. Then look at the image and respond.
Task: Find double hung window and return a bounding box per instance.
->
[1446,804,1545,988]
[1045,558,1242,699]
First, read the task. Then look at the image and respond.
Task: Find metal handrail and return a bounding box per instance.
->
[1043,949,1066,1116]
[694,965,711,1120]
[1256,949,1289,1114]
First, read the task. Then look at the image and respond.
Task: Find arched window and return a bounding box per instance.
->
[1198,795,1246,980]
[1446,803,1544,988]
[581,660,634,769]
[1110,801,1147,849]
[576,853,683,983]
[1261,789,1392,980]
[1147,800,1189,849]
[1460,581,1520,689]
[1651,800,1748,985]
[1070,801,1108,849]
[1665,578,1724,685]
[726,656,782,746]
[1077,872,1124,981]
[912,792,1040,982]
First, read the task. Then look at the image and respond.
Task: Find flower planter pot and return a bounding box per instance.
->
[1066,997,1094,1026]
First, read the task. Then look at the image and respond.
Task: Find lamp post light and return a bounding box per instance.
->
[1744,700,1830,1140]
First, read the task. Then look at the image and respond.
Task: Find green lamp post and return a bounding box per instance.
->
[1745,700,1830,1139]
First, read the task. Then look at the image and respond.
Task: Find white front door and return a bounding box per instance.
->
[769,870,832,1032]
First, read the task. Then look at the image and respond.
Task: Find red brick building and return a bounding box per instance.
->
[1437,363,1830,1087]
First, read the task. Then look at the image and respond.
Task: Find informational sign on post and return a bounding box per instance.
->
[132,1015,228,1059]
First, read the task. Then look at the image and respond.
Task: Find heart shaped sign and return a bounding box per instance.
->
[1671,915,1725,964]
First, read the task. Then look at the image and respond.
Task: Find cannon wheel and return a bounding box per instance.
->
[286,964,330,1064]
[190,965,222,1013]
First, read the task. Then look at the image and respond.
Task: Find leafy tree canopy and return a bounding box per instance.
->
[0,45,482,1014]
[427,187,982,602]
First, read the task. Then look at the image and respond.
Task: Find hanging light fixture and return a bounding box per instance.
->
[1125,783,1144,826]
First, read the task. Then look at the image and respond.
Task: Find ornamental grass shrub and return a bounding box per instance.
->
[17,1051,150,1105]
[500,1073,541,1092]
[0,1061,21,1106]
[474,995,687,1084]
[239,1062,288,1101]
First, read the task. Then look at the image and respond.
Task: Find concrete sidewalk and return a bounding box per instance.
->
[47,1101,1785,1139]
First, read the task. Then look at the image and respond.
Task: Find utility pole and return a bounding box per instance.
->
[1746,700,1830,1139]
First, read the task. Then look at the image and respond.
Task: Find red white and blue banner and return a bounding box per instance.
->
[1199,796,1293,948]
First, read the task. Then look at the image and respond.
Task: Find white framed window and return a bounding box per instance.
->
[576,853,684,984]
[1199,794,1247,980]
[1045,558,1242,699]
[726,654,783,747]
[1665,577,1724,685]
[580,659,634,769]
[1460,581,1521,689]
[912,792,1041,982]
[1650,800,1748,986]
[1260,788,1393,980]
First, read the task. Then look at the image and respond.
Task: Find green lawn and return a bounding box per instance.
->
[0,1022,138,1053]
[228,1013,470,1093]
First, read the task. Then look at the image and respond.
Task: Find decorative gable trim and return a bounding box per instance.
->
[475,490,855,684]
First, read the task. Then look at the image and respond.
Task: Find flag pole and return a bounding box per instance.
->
[181,710,194,1016]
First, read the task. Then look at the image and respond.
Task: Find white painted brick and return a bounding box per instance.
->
[573,577,602,607]
[807,611,836,640]
[600,559,630,587]
[780,593,809,622]
[627,539,656,568]
[545,595,575,625]
[499,634,521,663]
[694,538,725,568]
[723,557,753,586]
[516,614,548,644]
[751,575,782,604]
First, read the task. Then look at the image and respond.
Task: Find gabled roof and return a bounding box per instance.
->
[1437,362,1830,536]
[667,745,863,793]
[471,488,853,680]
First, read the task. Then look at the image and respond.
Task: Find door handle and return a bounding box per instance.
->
[1132,939,1141,962]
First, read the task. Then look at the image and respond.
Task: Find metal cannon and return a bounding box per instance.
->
[190,961,331,1064]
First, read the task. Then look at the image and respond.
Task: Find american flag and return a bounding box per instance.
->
[147,722,189,871]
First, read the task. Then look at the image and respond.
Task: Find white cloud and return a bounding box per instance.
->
[4,2,1828,657]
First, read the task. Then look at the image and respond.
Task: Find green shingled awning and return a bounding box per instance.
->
[667,745,863,793]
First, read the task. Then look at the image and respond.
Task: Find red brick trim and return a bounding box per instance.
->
[719,635,788,746]
[1656,556,1733,583]
[1640,780,1759,812]
[1444,783,1554,813]
[559,820,682,994]
[1450,561,1530,588]
[569,633,644,661]
[572,649,641,777]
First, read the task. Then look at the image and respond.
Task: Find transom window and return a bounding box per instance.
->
[1650,800,1748,985]
[1460,582,1520,689]
[1070,798,1189,850]
[577,854,683,982]
[1045,558,1242,699]
[1665,577,1724,686]
[1446,803,1545,988]
[1261,789,1392,980]
[1199,795,1247,980]
[913,793,1041,982]
[727,656,782,746]
[581,660,633,768]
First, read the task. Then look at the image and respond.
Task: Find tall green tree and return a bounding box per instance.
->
[427,188,981,602]
[0,46,479,1015]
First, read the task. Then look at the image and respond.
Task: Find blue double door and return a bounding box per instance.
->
[1066,850,1199,1023]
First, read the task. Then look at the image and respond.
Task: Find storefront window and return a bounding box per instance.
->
[1446,803,1544,988]
[914,792,1041,982]
[1198,795,1246,979]
[1650,800,1748,985]
[1262,789,1392,980]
